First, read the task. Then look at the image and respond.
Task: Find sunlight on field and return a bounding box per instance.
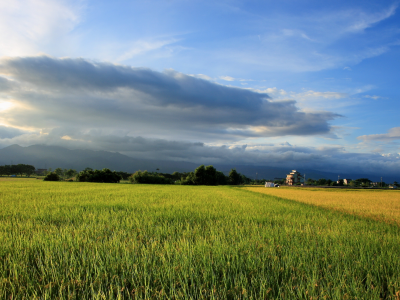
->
[244,186,400,225]
[1,181,399,298]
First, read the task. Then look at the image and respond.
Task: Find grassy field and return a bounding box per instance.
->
[244,186,400,226]
[1,181,400,299]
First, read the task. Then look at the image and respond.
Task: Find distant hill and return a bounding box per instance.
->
[0,144,198,173]
[0,144,394,182]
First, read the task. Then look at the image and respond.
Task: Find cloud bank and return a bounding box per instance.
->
[0,55,339,140]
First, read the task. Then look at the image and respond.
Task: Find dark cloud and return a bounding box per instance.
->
[0,55,340,140]
[0,125,26,139]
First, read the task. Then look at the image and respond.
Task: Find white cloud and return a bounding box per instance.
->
[363,95,384,100]
[116,38,179,62]
[358,127,400,141]
[219,76,254,82]
[346,4,397,33]
[219,76,235,81]
[0,0,83,56]
[281,29,314,41]
[190,74,213,81]
[296,90,348,99]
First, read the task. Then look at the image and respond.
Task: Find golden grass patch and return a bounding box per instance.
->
[243,186,400,225]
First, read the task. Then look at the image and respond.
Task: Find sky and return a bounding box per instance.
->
[0,0,399,178]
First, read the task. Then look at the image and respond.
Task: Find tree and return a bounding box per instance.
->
[181,172,196,185]
[9,165,19,176]
[306,178,316,185]
[129,170,172,184]
[76,168,122,183]
[241,174,251,184]
[194,165,207,185]
[229,169,242,185]
[43,172,60,181]
[3,165,11,177]
[216,171,228,185]
[115,171,131,180]
[204,165,217,185]
[65,169,77,179]
[54,168,64,178]
[21,164,36,177]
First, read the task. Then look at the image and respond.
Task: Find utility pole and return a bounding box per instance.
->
[381,177,383,188]
[304,173,306,185]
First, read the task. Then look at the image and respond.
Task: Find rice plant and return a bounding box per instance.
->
[0,181,399,299]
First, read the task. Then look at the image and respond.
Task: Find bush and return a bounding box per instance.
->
[43,172,60,181]
[76,168,122,183]
[129,171,173,184]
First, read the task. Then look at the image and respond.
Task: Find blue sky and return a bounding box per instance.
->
[0,0,399,177]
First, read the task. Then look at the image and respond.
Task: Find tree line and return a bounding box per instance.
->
[129,165,253,185]
[0,164,36,177]
[44,165,257,185]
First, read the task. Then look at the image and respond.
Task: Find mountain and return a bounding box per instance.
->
[0,144,197,173]
[0,144,395,182]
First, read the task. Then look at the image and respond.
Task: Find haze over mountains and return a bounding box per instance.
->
[0,144,395,182]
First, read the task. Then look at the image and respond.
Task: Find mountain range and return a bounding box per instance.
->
[0,144,395,182]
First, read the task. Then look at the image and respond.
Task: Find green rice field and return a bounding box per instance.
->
[1,180,400,299]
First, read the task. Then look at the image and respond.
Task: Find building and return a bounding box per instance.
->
[265,182,275,188]
[343,179,351,185]
[286,170,303,185]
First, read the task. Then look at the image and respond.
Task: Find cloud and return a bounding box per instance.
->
[219,76,254,82]
[295,90,347,99]
[0,0,83,57]
[0,55,339,141]
[363,95,384,100]
[220,4,400,72]
[346,4,397,33]
[358,127,400,141]
[219,76,235,81]
[116,38,179,62]
[0,125,27,139]
[0,76,14,92]
[1,128,399,177]
[281,29,314,41]
[191,74,213,81]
